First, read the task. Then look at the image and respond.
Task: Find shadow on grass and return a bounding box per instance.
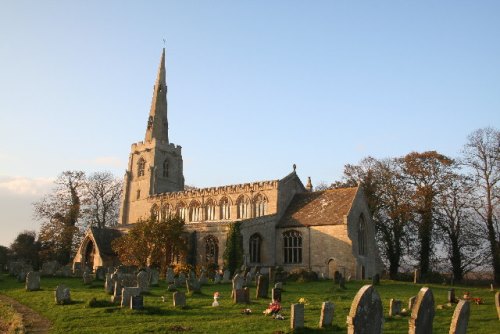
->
[131,306,169,316]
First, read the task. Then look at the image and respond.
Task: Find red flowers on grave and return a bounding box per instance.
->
[263,301,282,316]
[463,291,483,305]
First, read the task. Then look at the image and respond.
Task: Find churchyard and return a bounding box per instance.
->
[0,272,499,333]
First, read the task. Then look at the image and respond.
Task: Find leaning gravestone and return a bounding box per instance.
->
[130,295,144,310]
[137,271,150,292]
[409,287,435,334]
[495,291,500,320]
[290,303,304,330]
[150,269,159,286]
[233,273,244,290]
[389,299,402,317]
[346,285,383,334]
[319,301,334,328]
[55,284,71,304]
[449,300,470,334]
[222,269,231,283]
[121,287,142,307]
[173,291,186,307]
[26,271,40,291]
[256,275,269,298]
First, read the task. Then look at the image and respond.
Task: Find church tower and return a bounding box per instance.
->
[119,48,185,225]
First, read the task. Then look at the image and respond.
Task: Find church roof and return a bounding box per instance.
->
[277,187,359,228]
[90,227,123,259]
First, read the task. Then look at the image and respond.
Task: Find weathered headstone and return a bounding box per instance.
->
[174,276,182,288]
[413,269,420,284]
[73,262,82,277]
[186,277,201,294]
[111,280,122,303]
[256,275,269,298]
[130,295,144,310]
[121,287,142,307]
[83,271,93,285]
[495,291,500,320]
[26,271,40,291]
[233,273,244,290]
[319,301,335,328]
[54,284,71,304]
[291,303,305,330]
[167,284,177,292]
[274,282,283,290]
[409,287,435,334]
[178,272,186,284]
[409,296,417,310]
[448,289,456,304]
[199,272,208,286]
[346,285,383,334]
[389,299,402,317]
[150,269,159,286]
[449,300,470,334]
[272,288,282,303]
[137,270,150,292]
[222,269,231,283]
[372,274,380,285]
[339,276,346,289]
[245,272,252,286]
[105,273,114,294]
[214,272,221,284]
[490,284,494,292]
[166,267,175,284]
[233,288,247,304]
[173,291,186,307]
[95,266,105,280]
[41,261,60,276]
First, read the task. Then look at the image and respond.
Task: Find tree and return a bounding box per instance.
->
[462,127,500,283]
[223,222,243,275]
[400,151,454,278]
[112,215,186,273]
[0,245,10,271]
[9,231,41,269]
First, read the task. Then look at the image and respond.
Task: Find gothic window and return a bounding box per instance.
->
[249,233,262,263]
[205,235,219,264]
[205,199,216,221]
[137,158,146,177]
[283,230,302,264]
[163,159,169,177]
[253,194,268,217]
[150,204,160,221]
[358,215,366,256]
[220,197,231,220]
[189,201,202,222]
[161,203,171,220]
[176,202,187,221]
[236,195,250,219]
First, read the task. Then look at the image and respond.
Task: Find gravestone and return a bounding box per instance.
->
[188,270,196,280]
[409,296,417,310]
[389,299,402,317]
[372,274,380,285]
[222,269,231,283]
[130,295,144,310]
[490,284,494,292]
[121,287,142,307]
[269,267,275,284]
[449,300,470,334]
[173,291,186,307]
[73,262,82,277]
[137,270,150,292]
[339,276,346,289]
[186,278,201,294]
[111,280,122,303]
[448,289,457,304]
[150,269,159,286]
[409,287,435,334]
[166,268,175,284]
[245,272,252,286]
[41,261,59,276]
[495,291,500,320]
[60,265,72,277]
[199,272,208,286]
[346,285,383,334]
[290,303,304,330]
[175,276,183,288]
[167,284,177,292]
[17,270,27,283]
[54,284,71,304]
[83,271,93,285]
[214,272,221,284]
[244,287,250,304]
[272,288,282,303]
[233,273,244,290]
[105,273,114,294]
[95,266,105,280]
[334,271,341,284]
[178,272,186,283]
[233,288,247,304]
[256,275,269,298]
[274,282,283,290]
[413,269,420,284]
[319,301,334,328]
[25,271,40,291]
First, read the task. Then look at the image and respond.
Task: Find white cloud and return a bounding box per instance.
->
[0,176,54,196]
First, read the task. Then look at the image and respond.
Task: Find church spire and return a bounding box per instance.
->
[145,48,168,143]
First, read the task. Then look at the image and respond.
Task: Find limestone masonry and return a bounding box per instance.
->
[73,49,382,278]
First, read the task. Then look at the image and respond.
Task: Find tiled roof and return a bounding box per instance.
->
[90,227,124,258]
[277,187,358,228]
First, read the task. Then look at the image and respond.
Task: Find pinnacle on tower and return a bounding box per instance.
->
[145,48,169,143]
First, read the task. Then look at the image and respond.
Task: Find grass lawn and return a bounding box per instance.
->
[0,274,498,333]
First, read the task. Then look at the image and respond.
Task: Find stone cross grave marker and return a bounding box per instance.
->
[26,271,40,291]
[389,299,402,317]
[346,285,383,334]
[409,287,435,334]
[448,300,470,334]
[319,301,334,328]
[290,303,304,330]
[55,284,71,305]
[173,291,186,307]
[137,270,150,292]
[256,275,269,298]
[121,287,142,307]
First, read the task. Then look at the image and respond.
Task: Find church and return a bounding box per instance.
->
[73,49,382,279]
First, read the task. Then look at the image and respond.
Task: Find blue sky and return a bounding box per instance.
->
[0,1,499,246]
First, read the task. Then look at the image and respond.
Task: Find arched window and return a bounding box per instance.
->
[176,202,187,221]
[189,201,202,222]
[205,235,219,264]
[236,195,250,219]
[161,203,171,220]
[358,215,366,255]
[254,194,268,217]
[220,197,231,220]
[205,199,216,221]
[137,158,146,177]
[163,159,169,177]
[283,230,302,264]
[150,204,160,221]
[249,233,262,263]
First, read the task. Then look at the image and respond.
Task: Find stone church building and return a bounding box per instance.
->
[74,49,381,279]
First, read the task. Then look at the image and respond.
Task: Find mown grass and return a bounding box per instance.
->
[0,274,498,333]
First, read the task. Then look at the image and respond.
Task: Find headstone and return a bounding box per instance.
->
[73,262,82,276]
[61,265,72,277]
[111,280,122,303]
[272,288,282,303]
[413,269,420,284]
[319,301,335,328]
[137,271,150,292]
[490,284,494,292]
[346,285,383,334]
[41,261,59,276]
[54,284,71,304]
[334,271,341,284]
[389,299,402,317]
[199,272,208,286]
[121,273,137,287]
[83,271,93,285]
[25,271,40,291]
[495,291,500,320]
[244,287,250,304]
[130,295,144,310]
[245,272,252,286]
[167,283,177,292]
[166,268,175,284]
[290,303,304,330]
[214,272,221,284]
[173,291,186,307]
[409,296,417,310]
[174,276,182,288]
[178,272,186,284]
[256,275,269,298]
[105,273,114,294]
[449,300,470,334]
[409,287,435,334]
[186,278,201,294]
[372,274,380,285]
[232,273,244,291]
[222,269,231,283]
[188,270,196,280]
[269,267,275,284]
[17,270,27,283]
[233,289,247,304]
[121,287,142,307]
[339,276,346,289]
[274,282,283,290]
[95,266,105,280]
[448,289,456,304]
[150,269,159,286]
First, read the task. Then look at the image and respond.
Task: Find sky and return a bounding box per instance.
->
[0,1,499,247]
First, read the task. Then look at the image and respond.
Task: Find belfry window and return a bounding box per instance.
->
[249,233,262,263]
[138,158,146,177]
[358,215,366,256]
[220,197,231,220]
[163,160,169,177]
[283,230,302,264]
[205,235,219,264]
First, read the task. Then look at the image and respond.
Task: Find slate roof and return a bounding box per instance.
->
[277,187,359,228]
[90,227,124,258]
